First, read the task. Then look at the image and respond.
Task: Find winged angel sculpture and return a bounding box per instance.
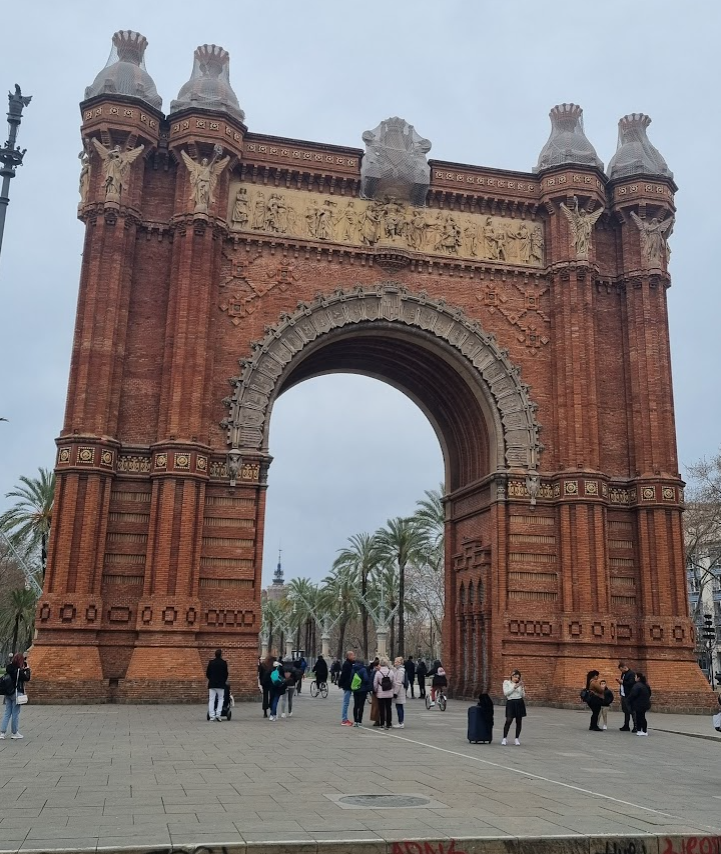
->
[181,144,230,214]
[91,139,145,203]
[630,211,674,267]
[559,196,604,259]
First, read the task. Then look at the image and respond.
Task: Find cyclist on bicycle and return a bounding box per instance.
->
[314,654,328,690]
[428,660,448,707]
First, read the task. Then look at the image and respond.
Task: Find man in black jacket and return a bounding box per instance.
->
[416,659,428,699]
[338,650,355,726]
[617,661,636,732]
[206,649,229,722]
[404,656,416,699]
[314,654,329,689]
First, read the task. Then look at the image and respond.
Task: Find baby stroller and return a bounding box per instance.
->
[207,684,234,721]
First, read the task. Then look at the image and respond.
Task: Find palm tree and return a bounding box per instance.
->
[319,566,359,660]
[0,588,38,654]
[333,532,382,660]
[0,468,55,579]
[414,487,445,550]
[375,517,423,658]
[286,577,317,655]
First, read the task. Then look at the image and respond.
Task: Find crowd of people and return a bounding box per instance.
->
[582,661,652,736]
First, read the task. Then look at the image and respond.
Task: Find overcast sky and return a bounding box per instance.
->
[1,1,719,586]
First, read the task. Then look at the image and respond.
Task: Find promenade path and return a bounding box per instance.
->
[1,684,720,854]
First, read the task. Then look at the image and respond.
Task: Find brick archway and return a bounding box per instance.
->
[223,284,542,485]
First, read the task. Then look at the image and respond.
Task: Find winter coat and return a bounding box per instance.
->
[416,661,428,681]
[4,663,30,699]
[373,666,396,699]
[314,657,329,682]
[620,668,636,699]
[589,677,605,699]
[627,680,652,713]
[393,665,407,704]
[404,658,416,680]
[338,657,354,691]
[351,662,372,692]
[206,657,228,689]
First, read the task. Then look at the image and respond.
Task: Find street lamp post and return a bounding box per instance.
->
[702,613,716,688]
[0,85,32,262]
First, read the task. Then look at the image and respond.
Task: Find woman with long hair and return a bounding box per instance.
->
[627,672,652,736]
[257,654,275,719]
[1,653,30,739]
[585,669,605,732]
[501,669,526,745]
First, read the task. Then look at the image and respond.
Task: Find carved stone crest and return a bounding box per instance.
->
[360,117,431,206]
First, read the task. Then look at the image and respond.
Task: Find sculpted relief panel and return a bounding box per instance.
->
[228,183,545,267]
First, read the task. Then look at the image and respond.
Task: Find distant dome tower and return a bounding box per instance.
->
[84,30,162,110]
[534,103,603,172]
[170,44,245,121]
[608,114,673,181]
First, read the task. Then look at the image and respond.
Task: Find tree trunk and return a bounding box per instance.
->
[12,614,20,654]
[398,559,405,657]
[268,623,274,656]
[361,567,369,660]
[336,621,347,661]
[389,613,396,659]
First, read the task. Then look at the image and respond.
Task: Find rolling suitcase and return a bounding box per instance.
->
[467,704,493,743]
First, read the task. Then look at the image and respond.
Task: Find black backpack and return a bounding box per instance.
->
[0,673,14,696]
[380,671,393,692]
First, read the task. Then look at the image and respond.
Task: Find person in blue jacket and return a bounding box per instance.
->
[350,658,372,727]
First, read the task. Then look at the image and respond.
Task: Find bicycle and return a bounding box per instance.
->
[425,688,447,711]
[310,680,329,699]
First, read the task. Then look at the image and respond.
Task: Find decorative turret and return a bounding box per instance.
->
[84,30,162,110]
[170,44,245,122]
[534,103,603,173]
[608,113,673,181]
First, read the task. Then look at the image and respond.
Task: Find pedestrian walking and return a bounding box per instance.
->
[350,658,371,726]
[314,654,328,690]
[404,655,416,699]
[296,655,308,693]
[374,656,395,730]
[258,654,275,718]
[279,666,298,718]
[599,679,614,730]
[501,669,526,745]
[338,650,356,726]
[392,656,407,728]
[617,661,637,732]
[0,653,30,740]
[416,659,427,699]
[627,672,652,736]
[206,649,228,722]
[330,658,341,685]
[585,669,605,731]
[268,660,287,721]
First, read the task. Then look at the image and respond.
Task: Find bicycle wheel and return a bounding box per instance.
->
[310,681,319,698]
[438,694,447,711]
[320,682,328,699]
[424,694,431,710]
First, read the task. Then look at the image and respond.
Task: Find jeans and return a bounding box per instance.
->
[395,703,405,724]
[280,685,295,715]
[1,695,21,735]
[270,690,282,717]
[342,689,351,722]
[208,688,224,719]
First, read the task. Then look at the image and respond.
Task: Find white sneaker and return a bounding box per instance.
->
[602,725,607,730]
[429,701,436,707]
[501,738,507,745]
[269,715,276,722]
[636,730,645,736]
[288,712,293,717]
[514,738,521,746]
[281,713,286,718]
[393,723,404,729]
[0,733,4,739]
[10,734,23,739]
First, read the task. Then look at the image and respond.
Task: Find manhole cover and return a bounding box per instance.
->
[339,795,431,808]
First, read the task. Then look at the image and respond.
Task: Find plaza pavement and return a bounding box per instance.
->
[1,683,721,854]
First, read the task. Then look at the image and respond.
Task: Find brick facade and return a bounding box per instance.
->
[30,85,713,710]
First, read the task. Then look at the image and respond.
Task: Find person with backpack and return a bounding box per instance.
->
[205,649,228,722]
[258,654,275,718]
[392,656,407,728]
[268,660,287,721]
[350,658,371,726]
[373,656,395,730]
[584,669,605,731]
[404,655,416,699]
[279,665,299,718]
[0,653,30,739]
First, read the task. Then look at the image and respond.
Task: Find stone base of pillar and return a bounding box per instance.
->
[28,643,108,703]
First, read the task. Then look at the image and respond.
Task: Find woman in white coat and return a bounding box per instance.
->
[392,656,407,729]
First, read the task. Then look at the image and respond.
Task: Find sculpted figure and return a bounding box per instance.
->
[405,208,426,250]
[91,139,145,203]
[78,142,91,207]
[266,193,290,233]
[559,195,603,259]
[252,192,267,230]
[231,188,249,227]
[360,201,383,245]
[530,225,545,264]
[337,201,359,242]
[630,212,674,266]
[316,200,337,240]
[464,222,480,257]
[305,200,320,237]
[382,198,404,241]
[434,213,462,255]
[512,223,532,263]
[180,144,230,214]
[483,217,507,261]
